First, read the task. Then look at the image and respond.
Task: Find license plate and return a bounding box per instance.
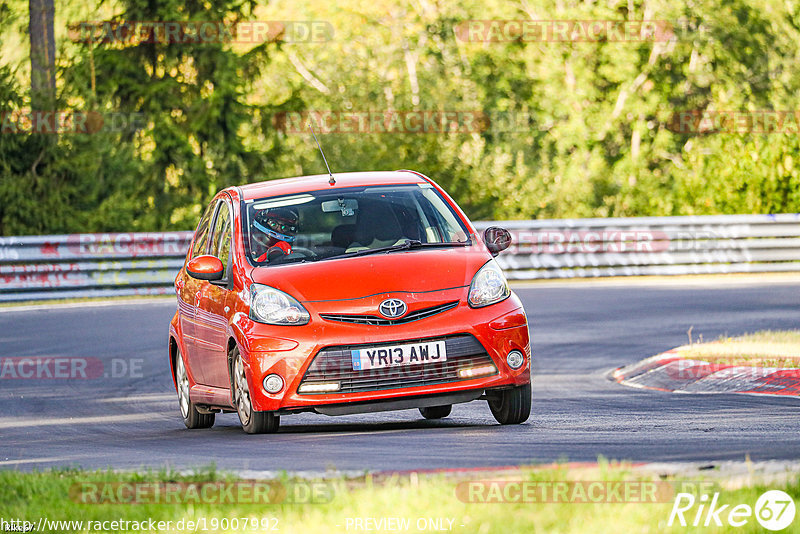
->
[351,341,447,371]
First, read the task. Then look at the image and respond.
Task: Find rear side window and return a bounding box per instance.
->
[190,202,215,258]
[209,201,232,279]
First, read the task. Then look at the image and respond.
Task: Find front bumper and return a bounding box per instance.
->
[235,292,531,413]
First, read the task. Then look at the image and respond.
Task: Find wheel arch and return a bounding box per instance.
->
[169,336,179,390]
[227,336,239,398]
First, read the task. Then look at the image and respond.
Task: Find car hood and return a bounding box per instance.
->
[249,248,491,302]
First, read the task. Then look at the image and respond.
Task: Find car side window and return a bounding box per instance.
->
[209,201,232,280]
[191,202,215,258]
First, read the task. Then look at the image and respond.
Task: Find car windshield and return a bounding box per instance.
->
[242,183,471,266]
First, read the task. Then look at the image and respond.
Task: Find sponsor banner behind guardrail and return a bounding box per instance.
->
[1,215,799,301]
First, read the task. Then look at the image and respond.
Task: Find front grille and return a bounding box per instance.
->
[320,301,459,326]
[298,334,495,394]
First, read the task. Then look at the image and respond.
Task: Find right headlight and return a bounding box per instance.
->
[468,259,511,308]
[249,284,310,325]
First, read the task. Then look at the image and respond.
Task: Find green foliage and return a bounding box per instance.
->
[2,0,800,234]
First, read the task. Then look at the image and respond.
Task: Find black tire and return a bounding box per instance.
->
[231,346,280,434]
[419,405,452,419]
[488,383,531,425]
[241,410,280,434]
[175,348,215,429]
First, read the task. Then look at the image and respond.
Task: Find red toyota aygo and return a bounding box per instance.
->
[169,170,531,433]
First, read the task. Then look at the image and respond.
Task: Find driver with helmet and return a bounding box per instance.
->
[251,207,299,262]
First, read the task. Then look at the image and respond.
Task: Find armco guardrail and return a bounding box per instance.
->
[475,213,800,279]
[1,214,799,301]
[0,232,192,302]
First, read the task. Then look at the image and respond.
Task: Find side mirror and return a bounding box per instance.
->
[483,227,512,256]
[186,255,224,281]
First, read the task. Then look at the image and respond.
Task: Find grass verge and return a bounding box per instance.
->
[1,463,798,533]
[672,330,800,367]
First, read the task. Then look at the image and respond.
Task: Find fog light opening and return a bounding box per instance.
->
[458,364,497,379]
[506,350,525,370]
[263,373,284,394]
[298,382,341,393]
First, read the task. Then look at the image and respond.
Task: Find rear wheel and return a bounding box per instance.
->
[419,405,452,419]
[232,347,280,434]
[488,383,531,425]
[175,348,215,429]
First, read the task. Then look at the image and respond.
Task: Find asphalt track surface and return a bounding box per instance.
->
[1,280,798,473]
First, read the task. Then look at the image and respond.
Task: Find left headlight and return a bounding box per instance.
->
[249,284,310,325]
[468,259,511,308]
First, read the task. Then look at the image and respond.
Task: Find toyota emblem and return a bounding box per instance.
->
[379,298,407,319]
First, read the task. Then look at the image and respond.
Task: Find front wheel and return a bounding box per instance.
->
[419,405,452,419]
[175,349,215,429]
[232,347,280,434]
[488,383,531,425]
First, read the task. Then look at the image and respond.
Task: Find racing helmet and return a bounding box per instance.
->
[253,207,299,244]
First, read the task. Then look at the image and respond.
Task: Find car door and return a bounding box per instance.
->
[195,198,236,388]
[178,201,216,385]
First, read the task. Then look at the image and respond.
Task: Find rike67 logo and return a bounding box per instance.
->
[668,490,796,531]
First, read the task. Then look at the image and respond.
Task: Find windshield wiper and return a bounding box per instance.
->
[327,239,469,260]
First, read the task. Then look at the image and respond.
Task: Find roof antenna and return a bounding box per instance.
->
[308,121,335,185]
